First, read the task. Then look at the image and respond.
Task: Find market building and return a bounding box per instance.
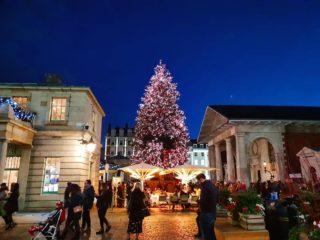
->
[198,105,320,185]
[0,83,105,211]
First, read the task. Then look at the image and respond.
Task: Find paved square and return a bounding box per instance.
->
[0,207,198,240]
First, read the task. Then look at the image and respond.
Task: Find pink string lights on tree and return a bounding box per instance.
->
[132,61,190,169]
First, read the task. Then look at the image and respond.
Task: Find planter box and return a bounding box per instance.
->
[217,208,228,217]
[227,215,239,226]
[239,213,265,230]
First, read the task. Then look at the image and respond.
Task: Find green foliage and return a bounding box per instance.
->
[309,229,320,240]
[300,191,320,205]
[288,226,303,240]
[233,190,263,220]
[289,225,320,240]
[218,188,231,207]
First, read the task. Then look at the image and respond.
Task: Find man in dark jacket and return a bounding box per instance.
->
[81,179,95,231]
[196,173,218,240]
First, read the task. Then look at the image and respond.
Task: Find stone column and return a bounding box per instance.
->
[214,143,223,181]
[0,140,8,184]
[208,145,216,181]
[260,139,269,182]
[226,138,234,182]
[17,146,32,211]
[236,133,250,186]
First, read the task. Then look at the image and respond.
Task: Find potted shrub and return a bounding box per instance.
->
[288,191,320,240]
[236,190,265,230]
[217,188,231,217]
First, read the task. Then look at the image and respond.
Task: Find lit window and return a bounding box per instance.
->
[194,152,198,157]
[3,156,20,188]
[201,160,205,165]
[50,98,67,121]
[13,96,28,109]
[194,160,198,165]
[43,157,60,194]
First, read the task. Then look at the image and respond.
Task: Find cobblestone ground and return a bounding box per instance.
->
[0,207,198,240]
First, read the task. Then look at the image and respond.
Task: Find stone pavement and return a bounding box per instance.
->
[0,207,198,240]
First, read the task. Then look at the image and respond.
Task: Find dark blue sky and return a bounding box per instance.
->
[1,0,320,139]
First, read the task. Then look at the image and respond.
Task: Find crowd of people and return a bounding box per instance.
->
[61,180,113,239]
[1,176,302,240]
[60,179,149,240]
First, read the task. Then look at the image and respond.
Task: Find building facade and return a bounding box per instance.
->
[105,124,134,159]
[0,84,105,211]
[187,139,210,178]
[198,106,320,185]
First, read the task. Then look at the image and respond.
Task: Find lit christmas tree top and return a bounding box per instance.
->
[132,61,190,169]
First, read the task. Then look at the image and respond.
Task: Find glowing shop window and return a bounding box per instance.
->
[43,158,60,194]
[2,157,20,189]
[50,98,67,121]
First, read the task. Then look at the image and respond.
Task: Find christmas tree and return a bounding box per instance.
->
[132,61,190,169]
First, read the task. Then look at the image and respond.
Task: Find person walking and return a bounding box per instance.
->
[127,182,146,240]
[196,173,218,240]
[3,183,20,230]
[117,183,124,208]
[95,182,112,235]
[81,179,95,231]
[0,183,9,226]
[61,184,83,240]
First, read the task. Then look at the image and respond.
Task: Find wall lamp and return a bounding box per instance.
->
[263,161,274,180]
[81,137,96,153]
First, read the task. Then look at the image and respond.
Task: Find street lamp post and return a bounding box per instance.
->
[263,161,274,180]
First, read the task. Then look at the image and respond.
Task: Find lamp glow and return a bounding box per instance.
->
[86,137,96,153]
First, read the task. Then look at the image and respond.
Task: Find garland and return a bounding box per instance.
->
[0,97,36,122]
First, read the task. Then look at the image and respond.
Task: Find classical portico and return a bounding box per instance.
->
[197,105,315,185]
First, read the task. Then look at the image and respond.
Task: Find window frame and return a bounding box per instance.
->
[42,157,60,194]
[49,97,68,122]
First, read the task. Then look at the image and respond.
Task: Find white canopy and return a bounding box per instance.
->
[160,162,219,184]
[119,162,163,189]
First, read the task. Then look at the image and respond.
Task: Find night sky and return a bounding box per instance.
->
[1,1,320,140]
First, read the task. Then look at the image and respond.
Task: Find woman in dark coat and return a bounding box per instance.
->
[127,182,146,240]
[61,184,83,240]
[4,183,19,230]
[95,182,112,234]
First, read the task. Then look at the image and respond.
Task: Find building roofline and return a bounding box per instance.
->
[0,84,106,117]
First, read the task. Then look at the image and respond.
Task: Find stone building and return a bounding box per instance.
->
[198,105,320,185]
[105,124,134,160]
[187,139,210,178]
[0,83,105,211]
